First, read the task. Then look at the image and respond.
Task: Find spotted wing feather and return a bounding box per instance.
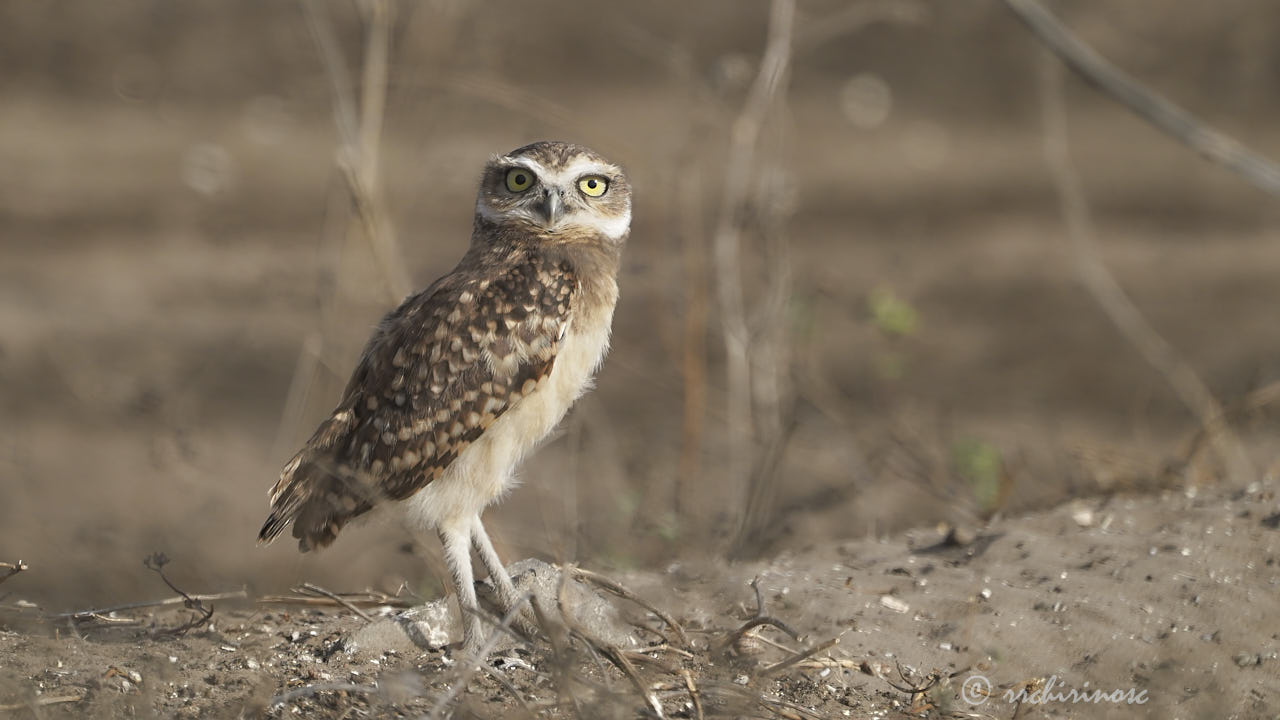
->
[258,254,576,551]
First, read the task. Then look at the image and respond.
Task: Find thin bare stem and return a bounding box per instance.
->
[294,582,374,622]
[425,593,532,720]
[682,669,705,720]
[51,590,247,619]
[715,616,801,654]
[1006,0,1280,197]
[569,566,688,647]
[0,560,27,587]
[713,0,796,548]
[1038,56,1253,486]
[758,633,844,677]
[301,0,410,301]
[0,692,86,712]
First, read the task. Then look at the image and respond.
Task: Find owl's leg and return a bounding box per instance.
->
[471,517,539,638]
[438,523,484,655]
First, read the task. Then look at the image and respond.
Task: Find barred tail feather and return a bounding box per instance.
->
[257,409,368,552]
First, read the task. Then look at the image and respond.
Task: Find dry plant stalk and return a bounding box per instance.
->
[569,566,688,647]
[555,566,665,718]
[426,594,534,719]
[301,0,410,302]
[1005,0,1280,197]
[273,0,410,489]
[0,560,28,586]
[0,691,86,713]
[52,590,247,620]
[292,582,375,621]
[714,0,797,557]
[1038,57,1253,486]
[258,589,413,609]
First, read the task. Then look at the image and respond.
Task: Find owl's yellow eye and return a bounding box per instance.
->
[505,168,534,193]
[578,175,608,197]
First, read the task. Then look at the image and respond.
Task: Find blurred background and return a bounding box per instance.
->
[2,0,1279,608]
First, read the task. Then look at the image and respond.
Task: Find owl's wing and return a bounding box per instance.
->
[258,255,577,551]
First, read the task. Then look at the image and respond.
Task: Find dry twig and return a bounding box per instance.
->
[716,615,801,655]
[569,566,688,647]
[0,560,27,587]
[557,566,664,718]
[758,632,845,677]
[142,553,214,636]
[0,691,86,712]
[300,0,410,301]
[682,669,705,720]
[426,593,533,720]
[712,0,796,554]
[293,583,375,622]
[258,589,413,609]
[1005,0,1280,197]
[1038,56,1254,486]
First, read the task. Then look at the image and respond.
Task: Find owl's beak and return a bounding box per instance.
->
[536,188,562,227]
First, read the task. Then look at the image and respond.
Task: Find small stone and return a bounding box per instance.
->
[1234,653,1260,668]
[879,595,909,613]
[1071,507,1095,527]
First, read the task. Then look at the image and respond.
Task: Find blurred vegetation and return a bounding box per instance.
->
[1,0,1278,605]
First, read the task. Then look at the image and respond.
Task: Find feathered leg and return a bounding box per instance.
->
[471,516,538,638]
[438,523,483,654]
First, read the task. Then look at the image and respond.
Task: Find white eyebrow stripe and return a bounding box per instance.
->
[556,159,620,182]
[501,157,551,178]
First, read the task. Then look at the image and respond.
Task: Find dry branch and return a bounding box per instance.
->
[682,669,705,720]
[556,566,664,718]
[293,582,375,622]
[0,560,27,586]
[569,566,688,647]
[1005,0,1280,197]
[258,589,414,609]
[301,0,410,302]
[1038,57,1254,486]
[426,593,533,720]
[758,632,844,678]
[713,0,797,556]
[716,615,801,655]
[51,590,247,620]
[0,691,86,712]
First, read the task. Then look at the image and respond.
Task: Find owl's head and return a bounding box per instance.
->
[475,141,631,244]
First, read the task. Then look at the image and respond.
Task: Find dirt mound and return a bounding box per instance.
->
[3,476,1276,718]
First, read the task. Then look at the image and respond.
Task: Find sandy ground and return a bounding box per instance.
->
[2,475,1278,719]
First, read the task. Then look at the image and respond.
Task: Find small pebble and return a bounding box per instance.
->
[1234,653,1260,668]
[879,595,909,613]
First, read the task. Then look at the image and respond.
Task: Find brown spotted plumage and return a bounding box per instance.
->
[258,141,631,653]
[259,254,577,549]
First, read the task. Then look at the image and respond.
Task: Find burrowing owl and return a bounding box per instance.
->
[258,141,630,653]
